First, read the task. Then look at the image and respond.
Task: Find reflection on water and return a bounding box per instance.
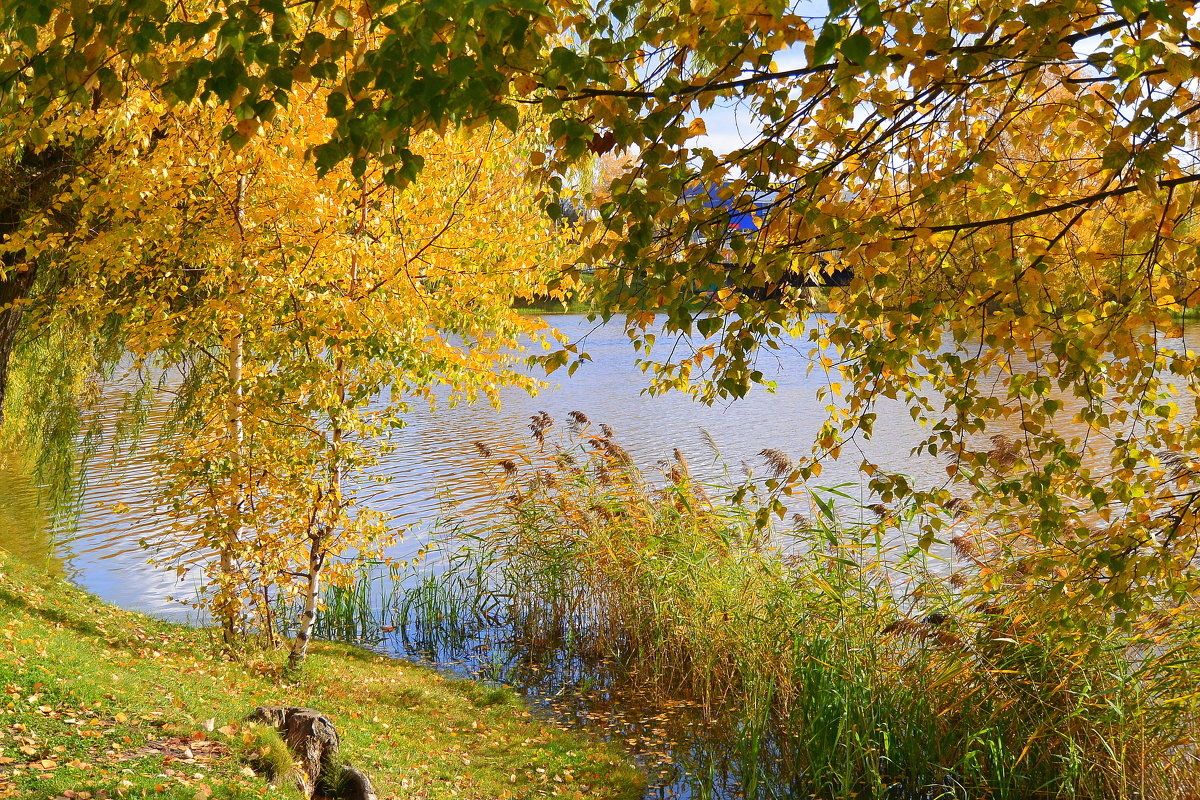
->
[307,563,793,800]
[397,619,779,800]
[0,315,951,619]
[0,449,60,575]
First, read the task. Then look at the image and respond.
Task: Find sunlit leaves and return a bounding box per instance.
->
[7,0,1200,625]
[4,68,576,648]
[520,0,1200,624]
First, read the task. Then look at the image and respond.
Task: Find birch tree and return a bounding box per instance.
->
[6,75,575,662]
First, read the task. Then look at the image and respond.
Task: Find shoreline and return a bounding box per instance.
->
[0,548,644,800]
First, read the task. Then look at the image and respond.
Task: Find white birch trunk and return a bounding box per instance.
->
[287,182,363,669]
[220,173,248,647]
[287,534,325,672]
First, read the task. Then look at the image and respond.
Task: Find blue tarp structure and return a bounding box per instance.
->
[684,183,776,231]
[681,183,852,289]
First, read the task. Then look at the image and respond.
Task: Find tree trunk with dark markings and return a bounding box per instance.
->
[0,145,74,423]
[0,260,36,421]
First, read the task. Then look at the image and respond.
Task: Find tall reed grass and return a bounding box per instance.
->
[402,412,1200,800]
[274,559,407,647]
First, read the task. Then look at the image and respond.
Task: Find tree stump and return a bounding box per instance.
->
[247,706,377,800]
[335,766,378,800]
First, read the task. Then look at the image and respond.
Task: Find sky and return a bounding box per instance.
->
[693,0,828,155]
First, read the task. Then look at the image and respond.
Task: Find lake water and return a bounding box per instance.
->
[4,313,1185,799]
[0,315,954,619]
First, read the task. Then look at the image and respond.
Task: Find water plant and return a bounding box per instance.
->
[400,412,1200,800]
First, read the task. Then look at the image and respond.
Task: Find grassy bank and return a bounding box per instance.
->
[410,420,1200,800]
[0,549,643,800]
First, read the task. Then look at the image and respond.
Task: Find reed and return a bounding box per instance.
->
[403,414,1200,800]
[274,560,407,647]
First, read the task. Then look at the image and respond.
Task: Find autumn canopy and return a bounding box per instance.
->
[3,0,1200,627]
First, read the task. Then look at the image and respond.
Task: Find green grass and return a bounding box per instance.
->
[0,549,644,800]
[233,724,301,792]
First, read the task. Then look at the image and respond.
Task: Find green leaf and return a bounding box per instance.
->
[448,55,475,82]
[827,0,853,17]
[1112,0,1148,19]
[858,0,883,27]
[841,32,872,65]
[697,316,722,337]
[495,104,520,132]
[312,141,345,174]
[327,91,349,117]
[17,25,38,50]
[812,24,844,66]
